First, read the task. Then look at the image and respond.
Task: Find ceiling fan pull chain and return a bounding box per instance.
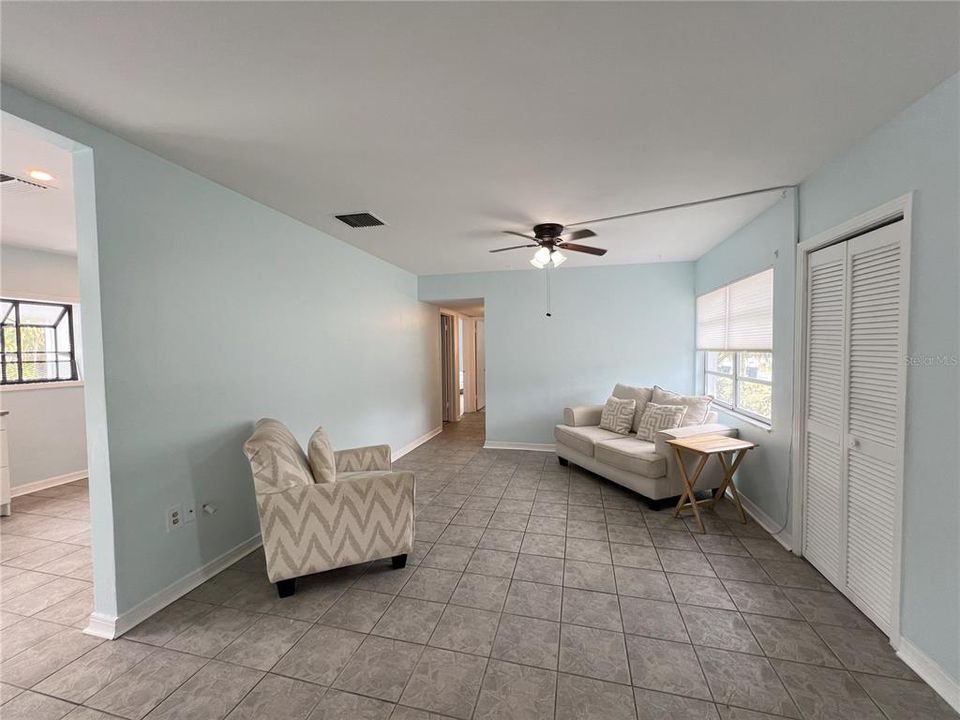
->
[545,266,553,318]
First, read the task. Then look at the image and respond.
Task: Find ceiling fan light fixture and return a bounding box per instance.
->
[551,249,566,267]
[529,256,546,269]
[534,247,551,265]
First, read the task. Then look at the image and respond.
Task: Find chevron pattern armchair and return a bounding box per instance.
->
[243,419,415,598]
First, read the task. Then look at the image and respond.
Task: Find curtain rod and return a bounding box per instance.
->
[567,185,798,227]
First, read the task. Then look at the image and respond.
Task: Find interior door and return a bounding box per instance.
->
[475,320,486,410]
[441,315,453,422]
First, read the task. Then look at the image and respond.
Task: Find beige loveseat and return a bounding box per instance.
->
[555,384,737,504]
[243,419,415,597]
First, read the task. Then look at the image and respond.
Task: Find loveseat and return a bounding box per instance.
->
[555,384,737,504]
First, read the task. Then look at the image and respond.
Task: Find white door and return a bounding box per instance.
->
[801,217,909,637]
[475,320,486,410]
[441,315,455,422]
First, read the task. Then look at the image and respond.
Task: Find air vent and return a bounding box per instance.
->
[335,212,385,228]
[1,172,50,195]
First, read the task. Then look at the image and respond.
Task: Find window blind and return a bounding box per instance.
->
[696,268,773,351]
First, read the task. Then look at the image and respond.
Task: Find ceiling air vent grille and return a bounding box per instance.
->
[1,172,50,195]
[335,212,385,228]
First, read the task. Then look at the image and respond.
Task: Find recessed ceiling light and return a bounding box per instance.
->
[28,169,55,183]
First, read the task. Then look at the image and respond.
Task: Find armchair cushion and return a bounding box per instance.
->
[307,427,337,484]
[554,424,624,457]
[243,419,314,495]
[594,437,666,478]
[257,469,415,583]
[335,444,392,473]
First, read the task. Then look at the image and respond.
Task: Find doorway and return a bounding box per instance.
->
[433,300,485,427]
[0,111,115,636]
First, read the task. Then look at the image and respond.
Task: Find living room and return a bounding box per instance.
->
[1,3,957,719]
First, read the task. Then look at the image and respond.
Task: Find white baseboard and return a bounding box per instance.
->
[897,636,960,713]
[393,426,443,462]
[729,489,795,552]
[484,441,556,452]
[84,534,262,640]
[11,470,88,497]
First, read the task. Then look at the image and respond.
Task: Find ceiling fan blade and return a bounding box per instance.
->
[502,230,538,241]
[561,243,607,256]
[489,244,538,253]
[560,228,596,242]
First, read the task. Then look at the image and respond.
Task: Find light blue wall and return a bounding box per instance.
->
[694,192,797,537]
[1,85,441,616]
[420,262,696,445]
[799,74,959,681]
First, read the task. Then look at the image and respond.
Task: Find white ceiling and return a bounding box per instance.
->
[0,123,76,254]
[1,2,957,274]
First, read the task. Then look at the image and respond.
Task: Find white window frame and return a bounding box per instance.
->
[703,350,773,425]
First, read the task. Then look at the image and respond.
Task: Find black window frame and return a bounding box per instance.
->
[1,298,79,385]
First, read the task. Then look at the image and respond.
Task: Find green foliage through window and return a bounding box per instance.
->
[704,350,772,423]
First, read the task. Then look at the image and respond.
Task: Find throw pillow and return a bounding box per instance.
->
[307,426,337,483]
[636,403,688,441]
[652,386,713,426]
[599,396,637,435]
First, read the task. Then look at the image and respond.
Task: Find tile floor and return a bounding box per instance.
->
[1,412,956,719]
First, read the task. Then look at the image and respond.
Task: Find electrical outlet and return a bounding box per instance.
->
[184,504,196,525]
[166,504,183,532]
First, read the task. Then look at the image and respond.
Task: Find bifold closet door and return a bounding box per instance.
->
[843,223,906,632]
[802,219,907,636]
[802,242,847,585]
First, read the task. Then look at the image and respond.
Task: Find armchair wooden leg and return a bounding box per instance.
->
[392,554,408,569]
[277,578,296,598]
[558,457,569,467]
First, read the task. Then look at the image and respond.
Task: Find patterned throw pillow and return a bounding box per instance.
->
[636,403,688,441]
[307,427,337,484]
[599,396,637,435]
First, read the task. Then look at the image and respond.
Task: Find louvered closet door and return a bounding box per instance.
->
[802,243,847,585]
[843,223,906,632]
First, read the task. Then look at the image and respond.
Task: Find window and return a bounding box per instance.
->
[1,299,79,385]
[697,270,773,424]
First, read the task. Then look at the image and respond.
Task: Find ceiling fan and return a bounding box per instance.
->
[490,184,798,269]
[489,222,606,268]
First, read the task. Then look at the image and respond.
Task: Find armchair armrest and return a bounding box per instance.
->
[563,405,604,427]
[335,444,392,472]
[257,469,415,583]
